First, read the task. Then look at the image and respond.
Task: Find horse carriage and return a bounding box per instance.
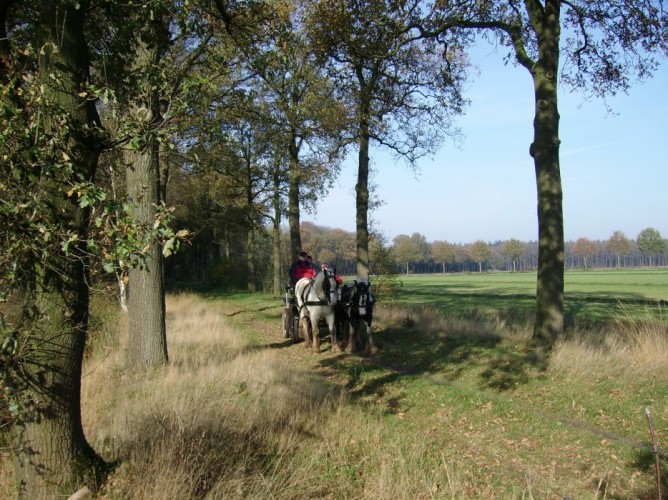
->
[282,269,374,353]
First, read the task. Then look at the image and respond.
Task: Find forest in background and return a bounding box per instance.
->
[165,218,667,290]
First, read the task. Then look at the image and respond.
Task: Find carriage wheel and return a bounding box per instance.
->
[281,307,291,338]
[291,312,301,343]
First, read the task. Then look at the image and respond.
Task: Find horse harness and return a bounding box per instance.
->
[298,270,336,307]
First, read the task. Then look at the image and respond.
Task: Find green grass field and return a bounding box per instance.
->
[391,268,668,326]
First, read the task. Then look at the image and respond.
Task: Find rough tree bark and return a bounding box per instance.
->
[125,141,169,367]
[526,1,565,350]
[124,7,169,368]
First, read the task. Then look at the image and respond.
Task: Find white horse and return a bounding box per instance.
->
[295,270,339,353]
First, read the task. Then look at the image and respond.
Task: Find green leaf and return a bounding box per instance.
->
[163,238,175,257]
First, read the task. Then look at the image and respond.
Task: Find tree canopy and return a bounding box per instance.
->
[637,227,666,266]
[307,0,469,279]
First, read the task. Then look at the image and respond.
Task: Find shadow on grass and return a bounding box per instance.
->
[399,286,667,327]
[317,316,548,412]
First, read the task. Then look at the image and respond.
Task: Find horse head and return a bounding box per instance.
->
[343,280,372,327]
[313,269,338,305]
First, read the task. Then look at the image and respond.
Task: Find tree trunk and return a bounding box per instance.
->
[124,7,169,368]
[13,261,106,498]
[246,226,257,291]
[287,133,302,260]
[531,1,564,350]
[355,100,371,281]
[125,144,168,367]
[11,2,107,496]
[272,159,283,295]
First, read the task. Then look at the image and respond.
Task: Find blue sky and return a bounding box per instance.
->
[309,43,668,245]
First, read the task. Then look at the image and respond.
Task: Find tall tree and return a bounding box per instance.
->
[502,239,525,272]
[250,3,346,282]
[410,232,431,266]
[572,237,599,269]
[393,234,420,274]
[432,0,668,350]
[308,0,467,281]
[637,227,665,267]
[98,0,205,366]
[605,230,631,268]
[0,1,107,496]
[208,0,346,292]
[470,240,492,273]
[120,2,172,368]
[431,240,456,273]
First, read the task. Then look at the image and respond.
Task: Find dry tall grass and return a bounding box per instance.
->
[549,308,668,380]
[80,293,480,499]
[380,300,668,382]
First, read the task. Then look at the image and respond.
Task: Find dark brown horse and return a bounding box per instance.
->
[336,280,376,354]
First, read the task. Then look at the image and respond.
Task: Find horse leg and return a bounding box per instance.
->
[300,314,312,349]
[334,308,347,351]
[328,314,341,354]
[345,317,355,354]
[365,326,378,354]
[312,317,321,353]
[344,319,354,354]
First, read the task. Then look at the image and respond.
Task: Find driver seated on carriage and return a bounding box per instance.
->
[288,252,344,296]
[287,251,317,300]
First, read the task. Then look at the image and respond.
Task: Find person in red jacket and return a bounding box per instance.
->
[320,262,343,286]
[288,251,317,288]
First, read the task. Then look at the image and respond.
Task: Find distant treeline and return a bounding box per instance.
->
[165,221,666,289]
